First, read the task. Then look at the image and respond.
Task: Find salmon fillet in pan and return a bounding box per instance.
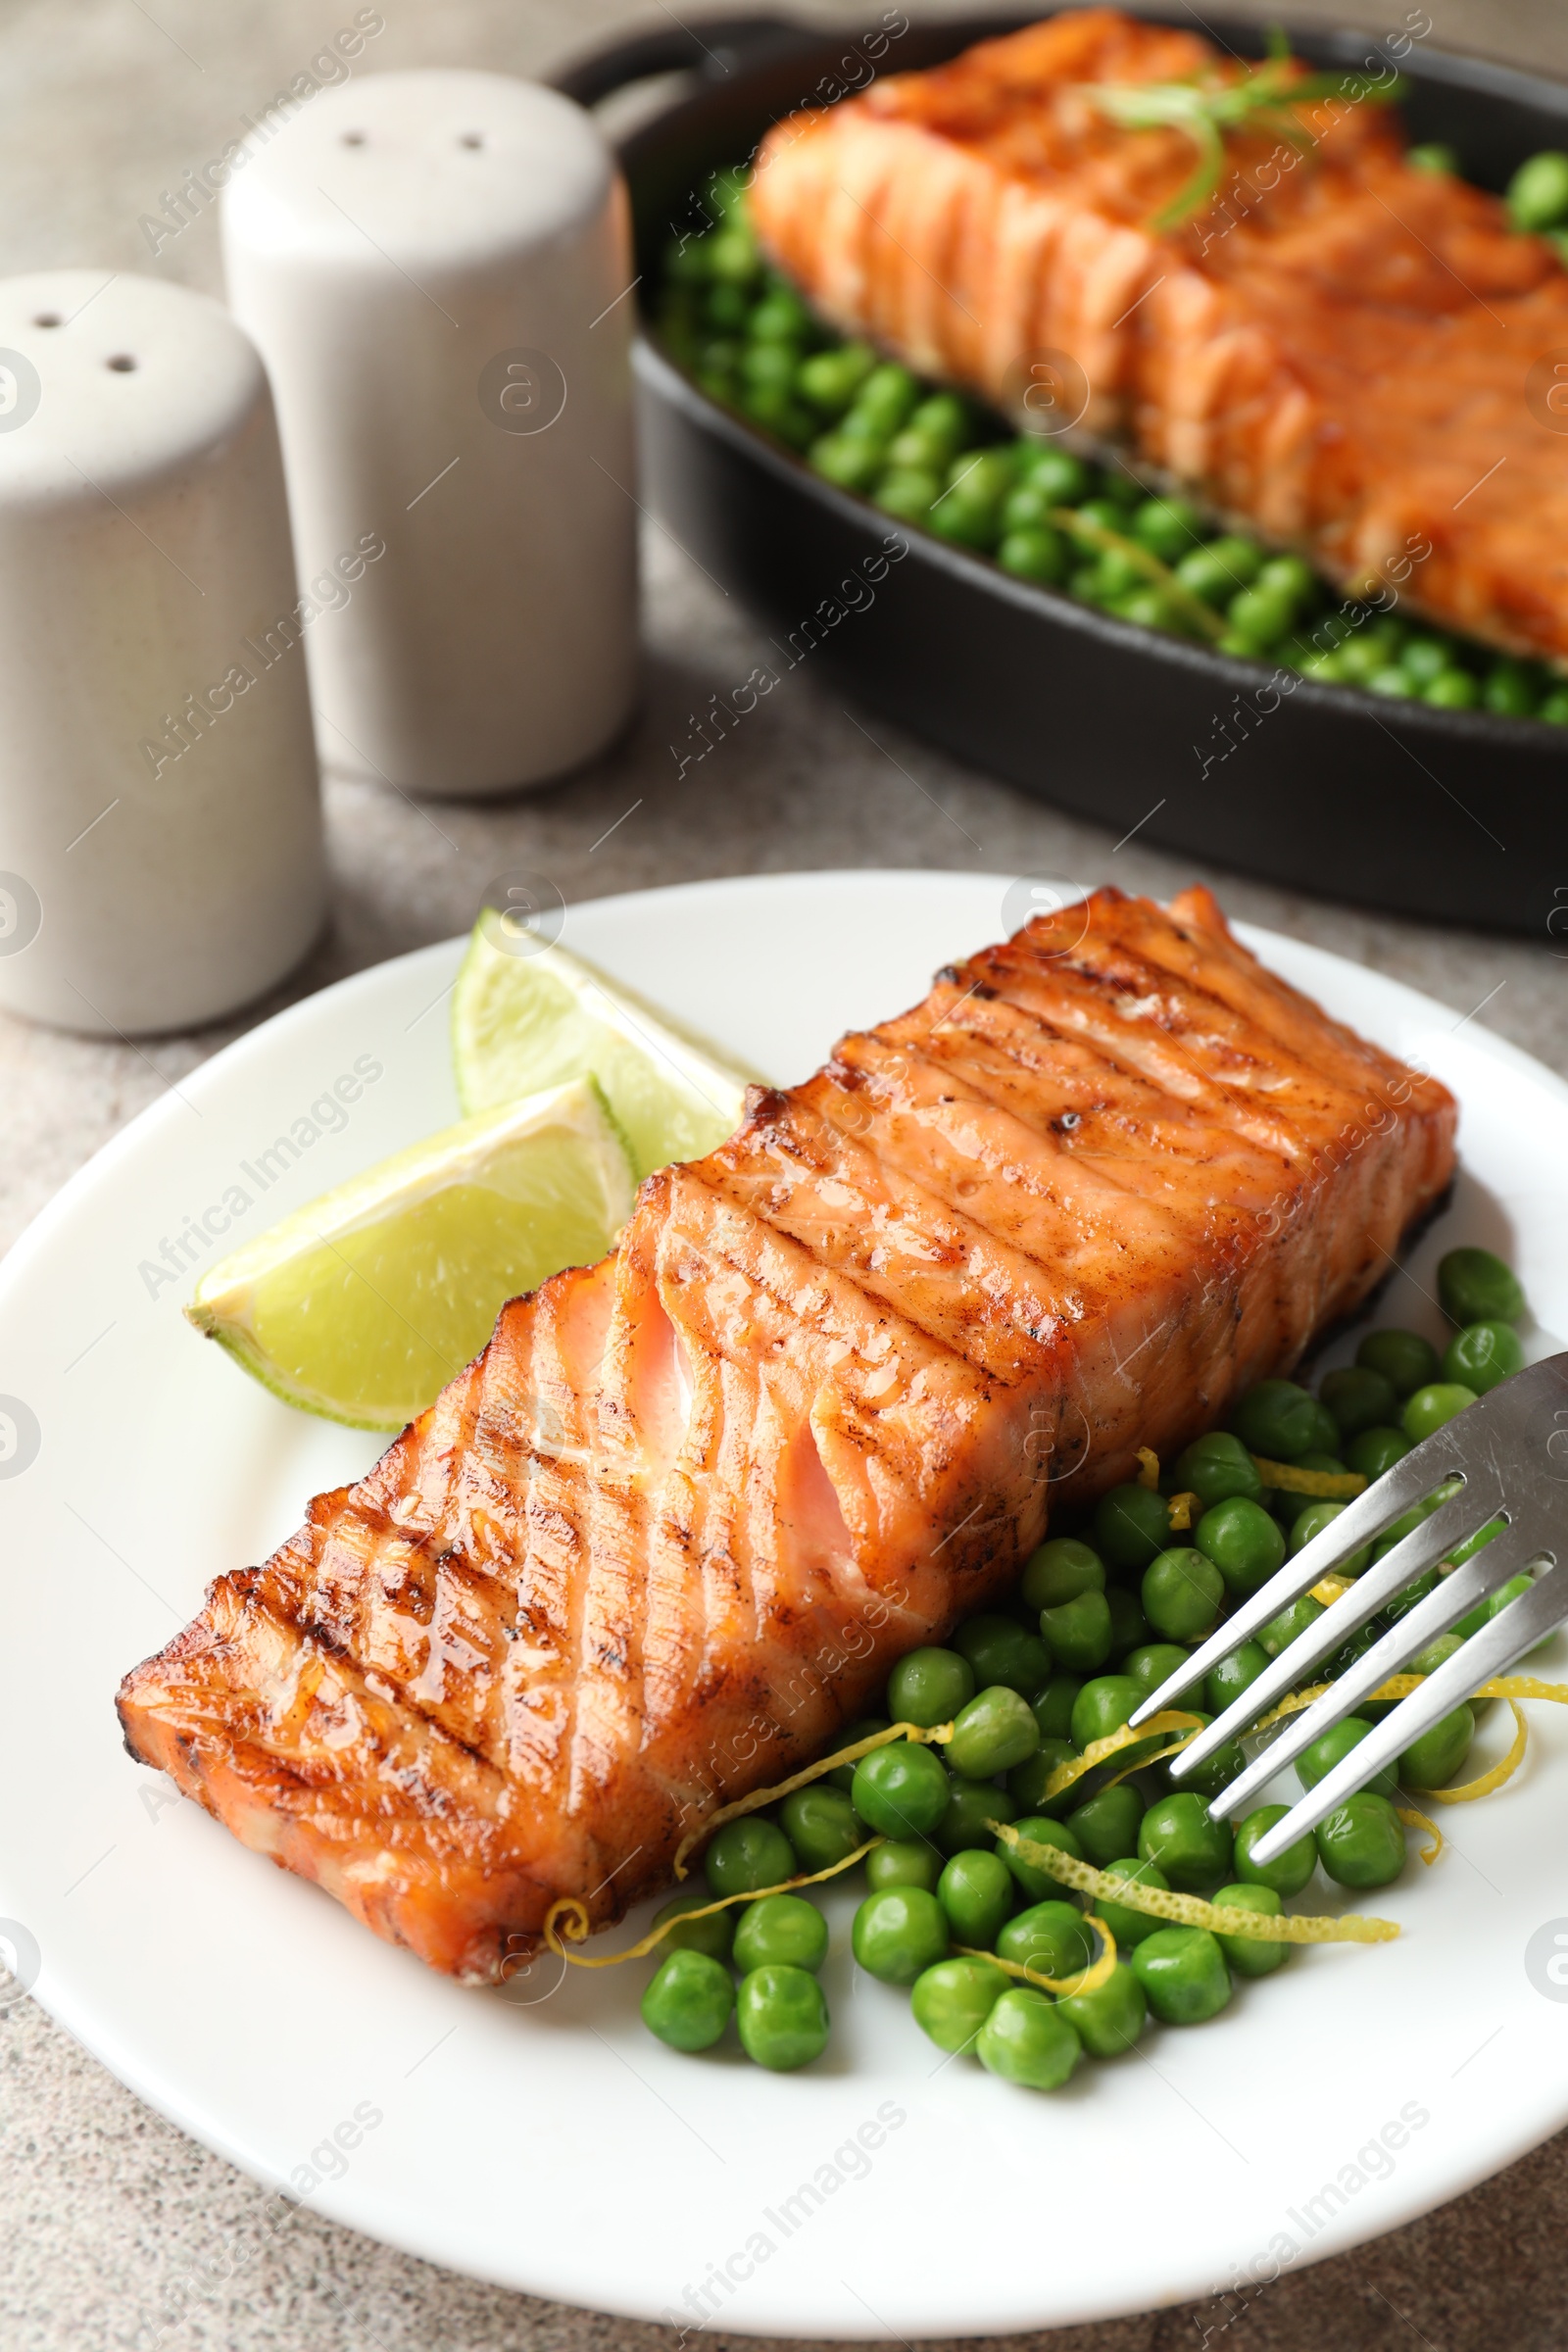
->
[749,7,1568,664]
[118,886,1455,1983]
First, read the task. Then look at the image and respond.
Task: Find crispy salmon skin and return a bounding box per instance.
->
[749,8,1568,662]
[118,888,1455,1983]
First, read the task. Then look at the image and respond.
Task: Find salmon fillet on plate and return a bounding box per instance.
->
[749,8,1568,664]
[118,888,1455,1984]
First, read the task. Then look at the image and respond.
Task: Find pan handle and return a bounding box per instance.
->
[548,15,818,108]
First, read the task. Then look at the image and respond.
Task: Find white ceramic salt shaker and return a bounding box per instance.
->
[0,271,325,1037]
[221,70,639,800]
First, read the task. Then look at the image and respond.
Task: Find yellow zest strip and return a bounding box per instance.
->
[992,1822,1399,1943]
[1136,1446,1161,1492]
[1167,1491,1200,1533]
[1480,1676,1568,1702]
[544,1838,886,1967]
[1427,1700,1529,1805]
[1309,1574,1357,1606]
[1042,1709,1205,1803]
[1397,1806,1444,1866]
[671,1719,953,1880]
[955,1915,1119,2001]
[1251,1453,1366,1498]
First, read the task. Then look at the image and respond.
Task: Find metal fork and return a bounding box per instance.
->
[1130,1351,1568,1869]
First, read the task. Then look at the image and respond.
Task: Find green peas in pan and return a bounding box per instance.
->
[1007,1739,1080,1817]
[652,1887,735,1964]
[1131,496,1204,563]
[1017,444,1092,502]
[886,1646,975,1729]
[778,1785,862,1875]
[1092,1856,1171,1949]
[733,1894,829,1976]
[1138,1791,1234,1891]
[946,1686,1041,1779]
[1403,1382,1478,1443]
[1211,1883,1288,1979]
[1142,1545,1224,1642]
[1230,1379,1338,1462]
[954,1613,1053,1696]
[998,526,1071,583]
[846,362,919,437]
[824,1718,888,1790]
[1234,1804,1318,1897]
[1000,1815,1084,1900]
[1132,1928,1232,2025]
[705,1817,795,1898]
[1319,1364,1397,1440]
[1126,1642,1192,1700]
[1092,1481,1173,1570]
[809,432,887,494]
[796,341,876,416]
[737,1965,830,2070]
[875,468,941,524]
[866,1838,942,1895]
[1345,1424,1413,1481]
[852,1740,952,1839]
[1195,1496,1286,1597]
[1172,1430,1263,1510]
[936,1776,1017,1855]
[1443,1320,1525,1395]
[1065,1781,1147,1870]
[938,1849,1016,1949]
[977,1987,1083,2088]
[1356,1328,1440,1397]
[1058,1960,1148,2057]
[643,1948,735,2051]
[911,1956,1010,2052]
[1438,1246,1526,1328]
[1021,1537,1104,1611]
[852,1886,950,1984]
[1315,1792,1406,1889]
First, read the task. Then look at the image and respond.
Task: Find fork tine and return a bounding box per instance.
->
[1166,1487,1501,1781]
[1207,1517,1542,1821]
[1247,1549,1568,1865]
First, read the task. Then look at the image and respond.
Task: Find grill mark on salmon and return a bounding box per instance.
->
[118,886,1455,1982]
[748,8,1568,664]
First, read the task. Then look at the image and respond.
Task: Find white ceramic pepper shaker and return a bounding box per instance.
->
[0,271,325,1037]
[221,70,639,800]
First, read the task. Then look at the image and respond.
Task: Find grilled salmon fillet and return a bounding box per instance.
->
[750,9,1568,663]
[118,887,1455,1983]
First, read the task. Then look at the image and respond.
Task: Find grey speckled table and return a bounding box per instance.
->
[5,2,1568,2346]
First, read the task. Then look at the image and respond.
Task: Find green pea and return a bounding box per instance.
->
[846,362,918,437]
[874,467,942,524]
[998,526,1070,584]
[808,432,886,493]
[851,1740,951,1839]
[1289,1499,1370,1576]
[1356,1329,1441,1396]
[748,288,811,343]
[1297,1714,1396,1800]
[1113,1644,1178,1705]
[1226,586,1295,648]
[1069,1674,1143,1750]
[1444,1246,1525,1334]
[997,1898,1094,1981]
[1403,1381,1478,1443]
[706,225,761,285]
[653,1886,736,1963]
[1316,1792,1407,1888]
[740,383,816,448]
[1320,1364,1397,1441]
[977,1986,1083,2088]
[736,1963,830,2070]
[1173,1431,1263,1510]
[1142,1545,1224,1642]
[1175,536,1264,605]
[1105,1585,1151,1654]
[1296,1450,1348,1478]
[642,1948,735,2051]
[1031,1673,1082,1741]
[1345,1424,1413,1480]
[1138,1791,1233,1891]
[1058,1959,1148,2057]
[887,1646,975,1730]
[1129,496,1203,564]
[1000,1814,1084,1899]
[1367,664,1415,698]
[1205,1640,1269,1717]
[929,450,1015,549]
[1443,1320,1524,1395]
[1065,1781,1147,1869]
[1408,1631,1464,1677]
[1132,1927,1232,2025]
[705,1817,795,1898]
[1230,1380,1338,1461]
[1092,1481,1172,1570]
[1234,1803,1318,1897]
[1022,1537,1105,1611]
[946,1686,1040,1780]
[1068,560,1106,604]
[1257,1592,1324,1658]
[1401,632,1457,685]
[1424,668,1479,710]
[1399,1703,1474,1790]
[1455,1570,1534,1640]
[778,1785,863,1875]
[797,341,876,416]
[911,1955,1010,2052]
[1089,548,1146,600]
[1408,140,1458,173]
[1091,1855,1171,1948]
[1168,1711,1247,1800]
[888,425,953,474]
[852,1886,950,1985]
[954,1613,1053,1696]
[704,283,754,332]
[733,1893,829,1976]
[1195,1496,1286,1597]
[1039,1588,1114,1672]
[1484,660,1540,717]
[1016,444,1091,501]
[824,1718,889,1791]
[1542,685,1568,724]
[740,339,802,393]
[937,1775,1017,1855]
[1212,1882,1287,1978]
[1006,1738,1080,1818]
[937,1848,1015,1949]
[866,1838,942,1894]
[906,390,972,456]
[1255,553,1317,609]
[1337,631,1391,686]
[1507,148,1568,231]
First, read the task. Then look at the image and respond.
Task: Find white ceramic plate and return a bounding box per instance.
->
[4,869,1568,2340]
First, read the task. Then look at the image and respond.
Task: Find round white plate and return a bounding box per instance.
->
[4,869,1568,2339]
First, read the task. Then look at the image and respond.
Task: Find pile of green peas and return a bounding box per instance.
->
[655,167,1568,723]
[640,1244,1537,2085]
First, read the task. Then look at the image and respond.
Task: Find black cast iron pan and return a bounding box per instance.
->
[555,10,1568,934]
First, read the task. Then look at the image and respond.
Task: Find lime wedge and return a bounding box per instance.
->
[451,917,756,1178]
[186,1078,636,1431]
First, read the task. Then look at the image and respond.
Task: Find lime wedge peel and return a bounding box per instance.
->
[451,918,759,1180]
[186,1077,636,1433]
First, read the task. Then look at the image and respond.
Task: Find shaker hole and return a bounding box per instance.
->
[459,132,483,148]
[341,129,367,146]
[107,354,137,372]
[32,312,62,328]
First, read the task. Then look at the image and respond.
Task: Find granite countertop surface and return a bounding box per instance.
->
[4,1,1568,2345]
